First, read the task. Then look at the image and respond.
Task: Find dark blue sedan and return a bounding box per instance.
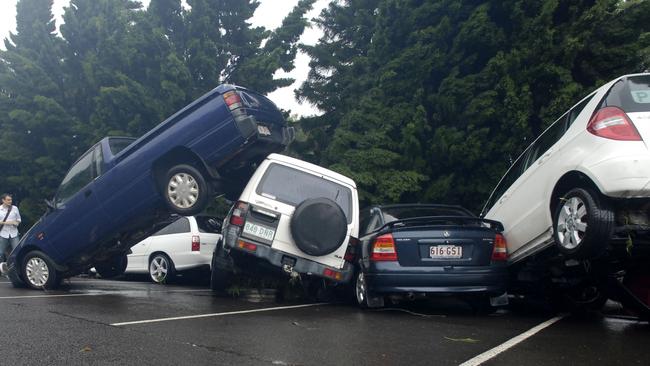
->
[354,204,509,312]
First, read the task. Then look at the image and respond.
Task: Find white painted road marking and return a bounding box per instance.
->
[459,315,567,366]
[0,293,106,300]
[111,303,328,326]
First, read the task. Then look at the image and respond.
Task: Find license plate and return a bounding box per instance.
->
[257,125,271,136]
[243,222,275,241]
[430,245,462,259]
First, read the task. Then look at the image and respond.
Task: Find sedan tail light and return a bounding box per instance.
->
[191,235,200,251]
[370,234,398,262]
[587,106,642,141]
[491,233,508,261]
[230,201,249,227]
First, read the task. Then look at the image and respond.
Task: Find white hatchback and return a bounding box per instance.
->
[483,73,650,264]
[125,216,222,283]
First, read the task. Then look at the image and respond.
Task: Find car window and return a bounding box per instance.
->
[57,151,94,204]
[523,118,566,171]
[567,93,596,127]
[256,163,353,223]
[195,216,221,233]
[93,145,103,177]
[153,217,191,236]
[482,149,529,215]
[381,206,472,222]
[108,137,136,155]
[600,75,650,113]
[359,209,372,235]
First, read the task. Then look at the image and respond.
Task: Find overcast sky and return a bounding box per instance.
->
[0,0,328,117]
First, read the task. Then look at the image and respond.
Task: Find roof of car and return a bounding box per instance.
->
[266,153,357,188]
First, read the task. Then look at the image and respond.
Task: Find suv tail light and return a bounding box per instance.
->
[191,235,200,251]
[344,237,359,262]
[370,234,398,262]
[491,233,508,261]
[230,201,249,227]
[223,91,243,111]
[587,107,642,141]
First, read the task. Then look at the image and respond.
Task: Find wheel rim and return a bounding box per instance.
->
[167,172,199,209]
[25,257,49,287]
[557,196,588,250]
[355,272,367,305]
[150,256,169,283]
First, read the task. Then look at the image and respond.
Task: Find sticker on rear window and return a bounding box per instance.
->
[631,90,650,104]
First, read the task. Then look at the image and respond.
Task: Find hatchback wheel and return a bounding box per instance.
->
[21,251,59,290]
[355,270,383,308]
[553,188,613,259]
[149,253,175,284]
[163,164,208,216]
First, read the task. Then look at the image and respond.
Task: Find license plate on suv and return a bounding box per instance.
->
[243,222,275,241]
[430,245,462,259]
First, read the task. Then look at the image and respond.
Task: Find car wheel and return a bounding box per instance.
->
[210,246,232,292]
[553,188,613,259]
[95,254,128,279]
[563,284,608,313]
[149,253,175,284]
[469,295,498,315]
[163,164,208,216]
[21,251,59,290]
[290,197,348,256]
[355,270,383,308]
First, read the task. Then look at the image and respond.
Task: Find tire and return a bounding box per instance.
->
[149,253,175,284]
[95,254,128,279]
[563,284,608,313]
[553,188,613,259]
[469,295,498,315]
[290,198,348,257]
[210,244,232,292]
[21,251,59,290]
[163,164,208,216]
[354,270,384,309]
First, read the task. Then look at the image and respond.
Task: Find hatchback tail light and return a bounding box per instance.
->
[230,201,249,227]
[370,234,398,262]
[491,233,508,261]
[191,235,200,251]
[587,107,642,141]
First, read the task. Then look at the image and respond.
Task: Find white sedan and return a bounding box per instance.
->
[125,216,222,283]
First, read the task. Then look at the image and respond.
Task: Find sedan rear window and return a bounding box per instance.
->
[256,163,353,223]
[382,206,472,223]
[601,75,650,113]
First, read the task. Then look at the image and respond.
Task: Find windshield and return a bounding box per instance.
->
[256,163,353,223]
[601,75,650,113]
[381,206,472,223]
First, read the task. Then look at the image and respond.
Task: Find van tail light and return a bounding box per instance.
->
[344,237,359,262]
[587,107,642,141]
[230,201,249,227]
[370,234,398,262]
[191,235,200,251]
[223,91,243,111]
[491,233,508,261]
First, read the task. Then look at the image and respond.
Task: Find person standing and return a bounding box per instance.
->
[0,193,21,266]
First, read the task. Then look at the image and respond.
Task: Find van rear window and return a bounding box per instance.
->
[601,75,650,113]
[256,163,353,223]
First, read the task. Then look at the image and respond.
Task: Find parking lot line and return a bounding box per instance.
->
[458,314,566,366]
[0,293,107,300]
[111,303,328,326]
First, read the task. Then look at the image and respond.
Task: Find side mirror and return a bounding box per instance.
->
[44,199,56,210]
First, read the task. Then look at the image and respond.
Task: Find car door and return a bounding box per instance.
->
[38,145,112,263]
[127,236,152,272]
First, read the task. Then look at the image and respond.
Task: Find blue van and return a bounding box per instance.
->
[5,85,293,289]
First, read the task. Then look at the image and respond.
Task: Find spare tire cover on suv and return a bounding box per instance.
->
[290,197,348,257]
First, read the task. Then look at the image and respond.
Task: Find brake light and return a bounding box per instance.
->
[223,91,243,111]
[323,268,343,281]
[191,235,200,251]
[587,107,642,141]
[230,201,249,227]
[491,233,508,261]
[370,234,398,261]
[238,240,257,252]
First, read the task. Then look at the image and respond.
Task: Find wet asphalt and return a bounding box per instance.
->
[0,276,648,366]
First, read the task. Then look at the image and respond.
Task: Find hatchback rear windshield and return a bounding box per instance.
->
[381,206,472,223]
[256,163,353,223]
[600,75,650,113]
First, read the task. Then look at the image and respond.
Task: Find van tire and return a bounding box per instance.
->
[290,198,347,257]
[21,251,60,290]
[163,164,209,216]
[552,188,613,259]
[95,254,128,279]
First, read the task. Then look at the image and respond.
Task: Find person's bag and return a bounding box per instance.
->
[0,205,13,233]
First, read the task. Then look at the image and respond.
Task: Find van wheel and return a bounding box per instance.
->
[163,164,208,216]
[95,254,128,279]
[210,244,232,292]
[21,251,60,290]
[553,188,613,259]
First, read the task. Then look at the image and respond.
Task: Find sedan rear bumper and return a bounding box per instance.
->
[364,264,508,295]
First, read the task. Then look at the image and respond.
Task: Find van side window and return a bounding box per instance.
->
[57,151,94,204]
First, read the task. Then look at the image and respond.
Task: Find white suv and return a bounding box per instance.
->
[482,73,650,263]
[210,154,359,290]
